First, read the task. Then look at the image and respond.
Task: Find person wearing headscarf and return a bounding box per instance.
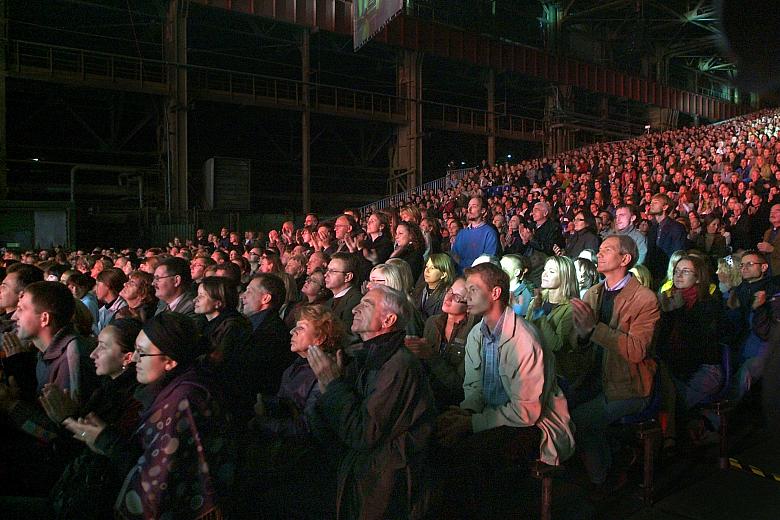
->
[64,313,234,520]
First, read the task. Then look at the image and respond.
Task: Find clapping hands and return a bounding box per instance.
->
[39,383,79,425]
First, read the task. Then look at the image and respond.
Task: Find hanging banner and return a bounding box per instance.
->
[354,0,404,51]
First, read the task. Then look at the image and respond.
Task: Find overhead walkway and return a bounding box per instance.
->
[7,40,543,140]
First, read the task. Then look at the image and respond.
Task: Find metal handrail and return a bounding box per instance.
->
[358,167,475,216]
[422,99,543,135]
[8,40,409,115]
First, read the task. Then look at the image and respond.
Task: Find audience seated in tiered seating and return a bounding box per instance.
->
[2,109,780,517]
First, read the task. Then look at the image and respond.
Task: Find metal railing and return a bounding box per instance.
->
[422,100,544,138]
[189,66,407,120]
[8,40,167,89]
[8,40,409,121]
[358,167,475,216]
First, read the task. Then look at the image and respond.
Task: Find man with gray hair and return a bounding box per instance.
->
[518,201,565,256]
[307,285,436,519]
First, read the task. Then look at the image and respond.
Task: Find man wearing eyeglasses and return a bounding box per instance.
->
[153,257,197,320]
[726,250,778,401]
[324,253,362,335]
[190,255,215,286]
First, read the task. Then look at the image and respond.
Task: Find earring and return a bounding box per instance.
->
[121,363,128,371]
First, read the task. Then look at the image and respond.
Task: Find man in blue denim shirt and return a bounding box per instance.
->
[435,263,574,518]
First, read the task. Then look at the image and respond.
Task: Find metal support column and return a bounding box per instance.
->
[392,49,422,193]
[542,2,564,54]
[0,0,7,200]
[301,29,311,214]
[486,69,496,166]
[164,0,188,212]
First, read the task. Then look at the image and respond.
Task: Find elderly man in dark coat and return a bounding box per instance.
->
[308,285,436,520]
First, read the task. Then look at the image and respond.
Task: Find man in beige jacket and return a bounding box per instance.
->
[436,263,575,517]
[570,235,660,491]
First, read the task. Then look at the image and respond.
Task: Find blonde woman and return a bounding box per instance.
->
[367,262,424,335]
[527,255,591,401]
[630,264,653,289]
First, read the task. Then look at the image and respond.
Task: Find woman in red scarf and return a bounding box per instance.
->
[657,255,725,441]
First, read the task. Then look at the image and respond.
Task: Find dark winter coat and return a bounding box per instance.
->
[308,330,436,520]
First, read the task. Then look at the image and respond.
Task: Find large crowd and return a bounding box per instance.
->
[1,108,780,519]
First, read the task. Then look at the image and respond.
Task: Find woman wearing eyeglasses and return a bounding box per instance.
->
[63,313,233,520]
[557,211,600,259]
[405,277,478,408]
[657,255,725,445]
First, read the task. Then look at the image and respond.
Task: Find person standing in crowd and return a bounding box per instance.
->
[308,285,436,519]
[757,203,780,275]
[570,235,660,493]
[605,204,647,265]
[451,196,500,273]
[647,194,688,287]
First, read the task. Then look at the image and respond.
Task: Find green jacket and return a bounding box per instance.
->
[526,301,593,387]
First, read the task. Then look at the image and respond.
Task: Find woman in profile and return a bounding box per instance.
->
[42,319,144,520]
[526,255,591,404]
[65,313,234,520]
[240,304,344,518]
